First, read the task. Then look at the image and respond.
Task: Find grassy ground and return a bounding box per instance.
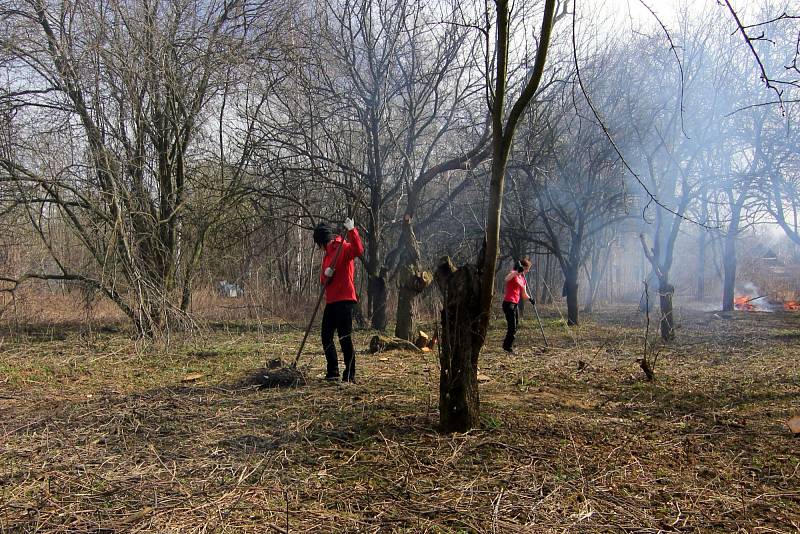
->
[0,304,798,533]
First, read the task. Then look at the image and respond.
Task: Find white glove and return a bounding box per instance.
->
[324,267,334,278]
[343,217,354,231]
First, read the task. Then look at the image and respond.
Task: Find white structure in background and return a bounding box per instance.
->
[217,280,244,298]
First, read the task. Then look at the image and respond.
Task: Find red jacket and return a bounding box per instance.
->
[503,272,526,304]
[320,228,364,303]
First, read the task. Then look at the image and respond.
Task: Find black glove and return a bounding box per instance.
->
[514,260,523,273]
[529,297,536,306]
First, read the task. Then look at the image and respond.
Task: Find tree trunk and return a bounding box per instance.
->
[180,226,207,313]
[639,270,655,313]
[394,221,432,340]
[395,267,433,340]
[543,254,553,304]
[434,257,482,433]
[366,167,387,331]
[533,250,542,303]
[353,300,367,329]
[721,232,737,311]
[696,229,707,301]
[395,287,415,340]
[564,266,579,326]
[368,270,388,331]
[658,277,675,341]
[432,0,557,434]
[584,246,610,314]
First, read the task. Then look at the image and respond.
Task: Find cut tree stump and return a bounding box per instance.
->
[368,335,423,354]
[414,330,438,350]
[433,255,483,433]
[414,331,430,348]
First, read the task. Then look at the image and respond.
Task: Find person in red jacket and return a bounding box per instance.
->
[502,257,533,353]
[313,217,364,382]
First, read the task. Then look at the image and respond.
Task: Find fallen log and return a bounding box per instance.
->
[368,334,423,354]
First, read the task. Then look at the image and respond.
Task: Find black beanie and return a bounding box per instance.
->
[313,223,334,247]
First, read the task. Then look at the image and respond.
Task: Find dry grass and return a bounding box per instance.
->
[0,304,798,533]
[0,287,320,331]
[0,289,126,328]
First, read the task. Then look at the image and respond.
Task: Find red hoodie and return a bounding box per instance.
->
[503,271,526,304]
[320,228,364,304]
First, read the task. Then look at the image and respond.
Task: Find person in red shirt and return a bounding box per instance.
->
[502,257,533,353]
[313,217,364,382]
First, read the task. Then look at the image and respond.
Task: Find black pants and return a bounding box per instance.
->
[321,300,355,380]
[502,301,518,351]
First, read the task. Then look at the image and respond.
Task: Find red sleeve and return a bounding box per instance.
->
[344,228,364,261]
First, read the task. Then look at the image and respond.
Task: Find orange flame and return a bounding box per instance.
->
[734,296,756,311]
[784,300,800,311]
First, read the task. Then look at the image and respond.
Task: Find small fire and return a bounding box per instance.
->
[734,296,756,311]
[735,295,800,312]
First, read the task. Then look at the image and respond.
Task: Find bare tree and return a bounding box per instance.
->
[512,60,630,326]
[0,0,287,336]
[622,19,725,341]
[379,2,488,340]
[434,0,562,432]
[719,0,799,106]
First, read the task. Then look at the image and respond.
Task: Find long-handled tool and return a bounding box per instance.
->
[292,199,362,367]
[531,298,549,347]
[253,225,348,388]
[291,281,328,369]
[291,227,347,369]
[525,272,549,347]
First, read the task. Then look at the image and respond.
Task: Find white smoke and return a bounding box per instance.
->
[736,282,774,312]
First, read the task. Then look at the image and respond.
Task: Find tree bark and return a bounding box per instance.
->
[543,254,554,304]
[564,266,579,326]
[434,257,482,433]
[433,0,557,433]
[584,245,611,314]
[640,234,676,342]
[395,287,414,340]
[352,301,367,329]
[721,233,737,311]
[658,277,675,341]
[368,270,388,331]
[394,220,432,340]
[366,155,387,331]
[721,197,742,312]
[696,229,707,301]
[395,265,432,340]
[584,257,600,313]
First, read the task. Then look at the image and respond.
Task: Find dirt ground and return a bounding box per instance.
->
[0,304,798,533]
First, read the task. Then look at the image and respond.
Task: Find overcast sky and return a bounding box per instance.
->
[588,0,756,29]
[587,0,697,30]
